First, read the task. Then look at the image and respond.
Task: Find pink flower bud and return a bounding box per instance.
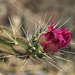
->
[39,21,71,53]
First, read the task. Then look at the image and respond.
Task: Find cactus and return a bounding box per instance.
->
[0,25,45,59]
[0,19,72,71]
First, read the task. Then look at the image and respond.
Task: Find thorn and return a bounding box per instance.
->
[29,43,32,47]
[35,55,37,57]
[2,28,14,41]
[32,47,36,50]
[58,18,71,28]
[8,56,15,65]
[14,40,18,45]
[15,23,24,34]
[20,58,28,71]
[39,51,42,54]
[30,50,32,53]
[35,38,38,41]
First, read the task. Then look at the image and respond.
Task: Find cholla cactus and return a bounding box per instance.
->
[0,18,72,71]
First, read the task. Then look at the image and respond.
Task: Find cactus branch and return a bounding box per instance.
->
[0,25,28,58]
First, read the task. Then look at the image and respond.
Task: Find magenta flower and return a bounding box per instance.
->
[39,21,71,53]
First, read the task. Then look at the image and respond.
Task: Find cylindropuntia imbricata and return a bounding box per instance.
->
[0,17,73,71]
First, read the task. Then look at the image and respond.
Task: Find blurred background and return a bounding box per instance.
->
[0,0,75,75]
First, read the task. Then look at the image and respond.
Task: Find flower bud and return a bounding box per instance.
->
[39,21,71,53]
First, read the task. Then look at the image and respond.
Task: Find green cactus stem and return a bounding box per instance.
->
[0,25,28,58]
[0,25,45,59]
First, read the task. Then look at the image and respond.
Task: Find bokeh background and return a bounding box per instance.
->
[0,0,75,75]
